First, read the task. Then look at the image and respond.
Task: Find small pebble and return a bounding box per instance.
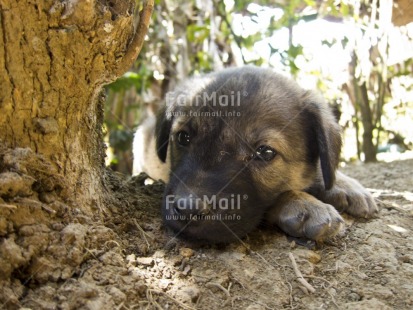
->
[348,292,361,301]
[180,247,194,258]
[136,257,154,266]
[182,286,200,303]
[182,265,191,276]
[126,254,136,265]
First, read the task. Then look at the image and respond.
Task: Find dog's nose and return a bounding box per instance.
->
[172,197,210,220]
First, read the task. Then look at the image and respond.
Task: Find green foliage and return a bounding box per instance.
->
[106,68,152,93]
[106,73,142,92]
[187,24,210,43]
[109,129,134,152]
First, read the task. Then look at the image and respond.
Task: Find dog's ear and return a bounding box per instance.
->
[302,103,342,190]
[155,107,172,162]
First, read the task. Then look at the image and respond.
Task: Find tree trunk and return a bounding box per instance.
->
[0,0,142,209]
[0,0,152,302]
[358,82,377,162]
[346,52,378,162]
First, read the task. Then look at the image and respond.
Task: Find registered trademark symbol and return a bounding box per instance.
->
[242,91,248,97]
[243,194,248,200]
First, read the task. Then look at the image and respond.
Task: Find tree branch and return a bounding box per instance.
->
[110,0,154,81]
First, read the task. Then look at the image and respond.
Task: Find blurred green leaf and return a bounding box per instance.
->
[187,24,210,43]
[106,72,143,92]
[109,129,134,152]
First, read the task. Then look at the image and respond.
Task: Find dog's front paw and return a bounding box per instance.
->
[267,191,344,241]
[320,172,378,219]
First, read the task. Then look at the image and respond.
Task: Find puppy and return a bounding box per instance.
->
[133,66,378,244]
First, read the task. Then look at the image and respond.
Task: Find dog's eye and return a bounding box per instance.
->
[255,145,277,161]
[177,131,191,146]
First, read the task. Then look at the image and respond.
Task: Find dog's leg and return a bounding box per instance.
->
[309,171,378,219]
[267,191,344,241]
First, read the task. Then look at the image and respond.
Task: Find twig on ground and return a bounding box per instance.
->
[288,252,316,294]
[146,289,163,310]
[84,248,99,260]
[133,218,151,249]
[206,282,233,307]
[227,282,233,294]
[104,240,121,249]
[146,289,195,310]
[114,301,125,310]
[326,289,340,309]
[305,275,333,287]
[298,285,309,294]
[376,198,409,213]
[205,282,231,298]
[230,276,246,290]
[252,250,278,269]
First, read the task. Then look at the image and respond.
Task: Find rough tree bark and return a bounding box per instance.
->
[0,0,152,209]
[358,82,377,162]
[0,0,152,306]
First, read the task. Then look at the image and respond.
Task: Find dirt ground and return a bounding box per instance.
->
[1,152,413,309]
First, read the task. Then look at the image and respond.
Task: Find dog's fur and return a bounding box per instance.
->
[133,66,378,243]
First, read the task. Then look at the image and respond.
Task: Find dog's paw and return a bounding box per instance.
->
[267,191,345,241]
[321,172,378,219]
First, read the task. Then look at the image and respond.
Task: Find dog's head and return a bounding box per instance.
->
[156,66,341,244]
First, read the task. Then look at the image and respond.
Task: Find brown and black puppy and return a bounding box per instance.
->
[133,66,378,244]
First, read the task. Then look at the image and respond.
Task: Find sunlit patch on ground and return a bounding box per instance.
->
[376,150,413,162]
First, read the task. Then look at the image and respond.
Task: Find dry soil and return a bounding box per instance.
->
[1,155,412,310]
